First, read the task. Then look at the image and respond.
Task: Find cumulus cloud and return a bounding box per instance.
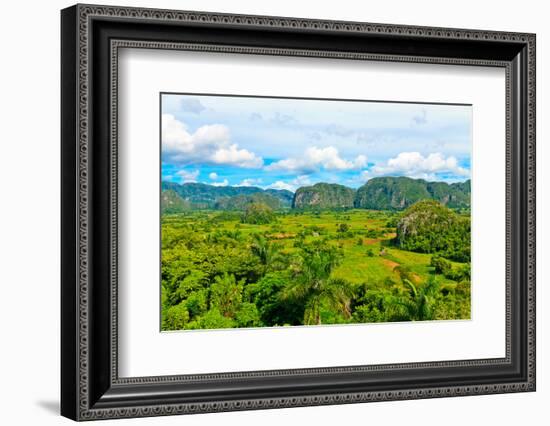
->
[265,181,295,192]
[211,179,229,187]
[291,175,312,187]
[265,146,367,173]
[370,152,469,179]
[176,169,199,183]
[237,178,263,187]
[180,97,206,114]
[162,114,263,168]
[265,175,312,192]
[209,172,218,180]
[211,145,263,168]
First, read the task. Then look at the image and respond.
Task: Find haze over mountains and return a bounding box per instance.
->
[161,176,471,214]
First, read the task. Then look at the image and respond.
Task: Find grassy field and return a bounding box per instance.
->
[163,209,461,284]
[161,208,471,330]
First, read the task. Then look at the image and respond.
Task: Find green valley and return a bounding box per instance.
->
[161,178,471,330]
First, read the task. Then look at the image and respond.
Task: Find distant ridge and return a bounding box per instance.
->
[355,177,470,210]
[161,181,293,210]
[161,177,470,213]
[292,183,355,209]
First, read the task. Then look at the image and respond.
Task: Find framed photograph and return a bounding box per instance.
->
[61,4,536,421]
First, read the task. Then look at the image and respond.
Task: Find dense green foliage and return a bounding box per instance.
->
[354,177,471,210]
[395,200,471,262]
[215,192,283,210]
[292,183,355,209]
[161,197,471,330]
[241,203,276,225]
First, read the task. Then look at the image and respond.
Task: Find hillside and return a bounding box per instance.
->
[161,177,470,213]
[354,177,470,210]
[161,181,293,210]
[161,189,191,214]
[215,192,284,210]
[395,199,471,262]
[292,183,355,209]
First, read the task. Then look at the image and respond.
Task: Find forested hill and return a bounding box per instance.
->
[161,177,470,213]
[161,181,294,210]
[292,183,355,209]
[354,177,470,210]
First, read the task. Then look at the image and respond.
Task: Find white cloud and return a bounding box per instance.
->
[211,179,229,187]
[265,175,312,192]
[266,181,295,192]
[265,146,367,173]
[237,178,263,187]
[370,152,469,179]
[211,144,263,168]
[209,172,218,180]
[291,175,312,187]
[162,114,263,168]
[353,154,368,169]
[176,169,199,183]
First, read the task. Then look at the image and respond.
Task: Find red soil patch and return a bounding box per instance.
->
[269,233,295,239]
[382,259,400,270]
[362,238,379,245]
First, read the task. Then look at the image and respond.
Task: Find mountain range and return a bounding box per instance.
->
[161,177,471,213]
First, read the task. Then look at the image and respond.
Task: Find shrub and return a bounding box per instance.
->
[186,308,235,330]
[246,271,304,326]
[431,257,471,282]
[184,289,208,318]
[163,303,189,330]
[352,305,384,323]
[235,302,262,327]
[431,256,452,276]
[337,223,350,233]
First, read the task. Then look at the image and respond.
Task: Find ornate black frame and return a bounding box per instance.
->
[61,4,536,421]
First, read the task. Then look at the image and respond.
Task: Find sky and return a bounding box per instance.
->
[161,93,472,192]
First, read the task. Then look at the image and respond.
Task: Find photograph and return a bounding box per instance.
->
[58,4,536,420]
[160,93,472,331]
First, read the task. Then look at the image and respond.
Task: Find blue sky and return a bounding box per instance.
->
[161,93,471,192]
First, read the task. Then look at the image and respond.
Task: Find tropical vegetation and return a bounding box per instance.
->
[161,177,471,330]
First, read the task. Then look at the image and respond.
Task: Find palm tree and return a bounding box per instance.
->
[386,277,440,321]
[281,242,352,325]
[250,233,285,274]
